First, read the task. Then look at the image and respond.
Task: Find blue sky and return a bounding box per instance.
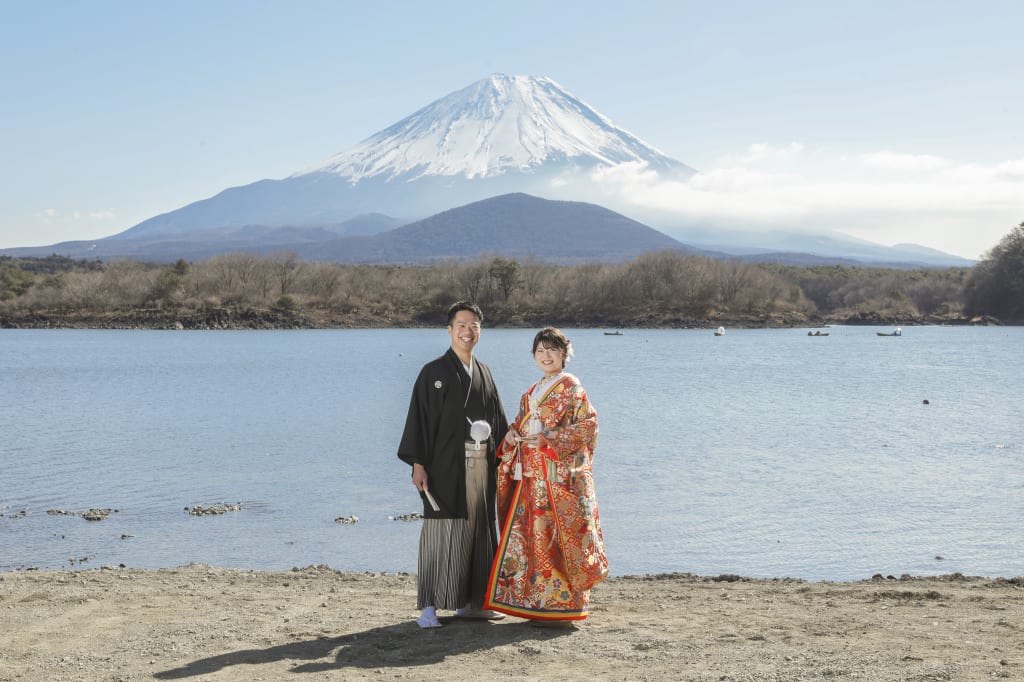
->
[2,0,1021,259]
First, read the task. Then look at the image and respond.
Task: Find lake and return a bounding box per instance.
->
[1,325,1021,581]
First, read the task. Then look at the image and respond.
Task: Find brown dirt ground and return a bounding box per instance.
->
[1,565,1021,681]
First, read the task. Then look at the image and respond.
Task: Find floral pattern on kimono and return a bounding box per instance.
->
[484,372,608,621]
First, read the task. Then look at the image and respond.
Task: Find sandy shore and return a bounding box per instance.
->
[1,565,1020,681]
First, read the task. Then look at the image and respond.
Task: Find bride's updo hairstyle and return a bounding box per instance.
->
[531,327,573,364]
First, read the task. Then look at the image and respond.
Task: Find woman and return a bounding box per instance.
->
[484,327,608,625]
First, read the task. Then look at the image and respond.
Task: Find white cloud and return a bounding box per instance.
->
[35,208,116,221]
[724,142,805,166]
[575,145,1024,259]
[588,160,661,185]
[994,159,1024,178]
[860,151,953,173]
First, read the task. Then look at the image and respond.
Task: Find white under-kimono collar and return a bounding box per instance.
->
[533,372,564,395]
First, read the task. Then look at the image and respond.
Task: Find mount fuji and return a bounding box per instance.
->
[2,75,972,267]
[108,74,695,243]
[301,75,692,182]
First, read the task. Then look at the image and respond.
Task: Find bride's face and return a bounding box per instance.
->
[533,344,565,376]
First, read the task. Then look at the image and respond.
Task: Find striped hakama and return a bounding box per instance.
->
[416,441,494,610]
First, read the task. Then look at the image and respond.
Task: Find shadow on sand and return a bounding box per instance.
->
[154,617,573,678]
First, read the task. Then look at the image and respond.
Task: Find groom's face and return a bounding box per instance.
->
[448,310,481,354]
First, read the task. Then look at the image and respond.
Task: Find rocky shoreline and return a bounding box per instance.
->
[0,305,1004,330]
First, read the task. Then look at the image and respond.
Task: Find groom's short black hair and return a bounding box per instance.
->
[447,301,483,326]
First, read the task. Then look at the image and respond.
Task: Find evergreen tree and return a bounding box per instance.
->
[965,222,1024,320]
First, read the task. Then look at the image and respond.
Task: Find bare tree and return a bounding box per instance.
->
[714,259,752,306]
[456,259,492,302]
[489,257,522,301]
[300,262,343,304]
[268,251,300,297]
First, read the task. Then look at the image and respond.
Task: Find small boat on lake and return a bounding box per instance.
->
[714,326,726,336]
[877,327,903,337]
[603,331,624,336]
[807,330,830,336]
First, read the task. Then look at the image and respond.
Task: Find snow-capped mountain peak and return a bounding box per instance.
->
[295,74,693,182]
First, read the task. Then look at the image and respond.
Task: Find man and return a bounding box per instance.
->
[397,301,509,628]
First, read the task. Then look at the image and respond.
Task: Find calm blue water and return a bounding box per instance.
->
[1,326,1021,581]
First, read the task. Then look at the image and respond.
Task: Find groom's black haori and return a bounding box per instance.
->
[399,346,506,521]
[397,303,508,614]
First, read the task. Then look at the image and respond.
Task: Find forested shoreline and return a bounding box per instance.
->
[2,222,1021,329]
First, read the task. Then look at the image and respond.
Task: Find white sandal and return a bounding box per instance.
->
[454,607,505,620]
[416,609,442,628]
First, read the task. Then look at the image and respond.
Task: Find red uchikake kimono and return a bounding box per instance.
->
[484,372,608,621]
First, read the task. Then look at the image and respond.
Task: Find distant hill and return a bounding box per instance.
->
[0,192,972,269]
[296,193,715,264]
[671,227,975,269]
[0,194,713,264]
